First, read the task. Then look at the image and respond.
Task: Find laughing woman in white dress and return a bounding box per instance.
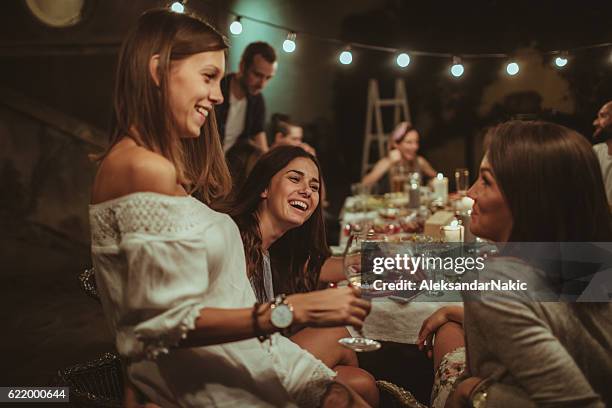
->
[89,9,371,407]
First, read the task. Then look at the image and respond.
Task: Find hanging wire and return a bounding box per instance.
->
[220,6,612,61]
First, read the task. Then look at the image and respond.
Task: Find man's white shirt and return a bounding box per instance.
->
[223,91,247,153]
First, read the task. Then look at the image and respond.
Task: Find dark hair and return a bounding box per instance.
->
[486,120,612,241]
[225,140,264,200]
[105,9,231,203]
[227,146,330,300]
[270,113,298,138]
[240,41,276,70]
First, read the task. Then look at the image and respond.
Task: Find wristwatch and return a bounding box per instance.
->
[270,294,294,332]
[469,379,491,408]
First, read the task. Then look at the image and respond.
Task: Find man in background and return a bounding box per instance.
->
[269,113,316,156]
[215,42,277,153]
[593,100,612,205]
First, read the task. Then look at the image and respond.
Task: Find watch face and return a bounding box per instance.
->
[271,304,293,329]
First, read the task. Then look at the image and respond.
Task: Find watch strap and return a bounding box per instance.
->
[251,302,269,342]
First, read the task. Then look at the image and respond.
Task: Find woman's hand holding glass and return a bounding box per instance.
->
[287,287,371,329]
[335,232,382,351]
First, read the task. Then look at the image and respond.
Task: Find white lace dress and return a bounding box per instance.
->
[89,192,335,407]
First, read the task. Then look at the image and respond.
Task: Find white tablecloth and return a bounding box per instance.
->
[360,294,462,344]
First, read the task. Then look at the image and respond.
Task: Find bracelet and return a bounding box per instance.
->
[251,302,269,343]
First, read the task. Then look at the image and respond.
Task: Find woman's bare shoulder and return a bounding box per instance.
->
[417,155,429,165]
[92,140,179,203]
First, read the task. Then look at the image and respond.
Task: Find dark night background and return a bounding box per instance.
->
[1,0,611,401]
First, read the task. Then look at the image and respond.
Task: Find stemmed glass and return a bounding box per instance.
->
[337,231,382,352]
[454,168,470,196]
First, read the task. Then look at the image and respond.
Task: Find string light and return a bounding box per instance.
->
[222,8,612,74]
[339,47,353,65]
[396,52,411,68]
[506,61,520,76]
[229,16,243,35]
[170,1,185,13]
[554,52,568,68]
[283,32,296,53]
[555,57,568,67]
[450,56,464,77]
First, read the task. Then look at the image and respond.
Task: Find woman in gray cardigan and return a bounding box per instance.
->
[418,121,612,407]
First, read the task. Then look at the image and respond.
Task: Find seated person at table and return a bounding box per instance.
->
[270,113,316,155]
[416,121,612,407]
[92,9,373,407]
[362,122,436,192]
[225,145,378,407]
[592,100,612,206]
[225,114,311,200]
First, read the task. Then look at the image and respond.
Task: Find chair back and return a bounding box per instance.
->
[56,352,123,407]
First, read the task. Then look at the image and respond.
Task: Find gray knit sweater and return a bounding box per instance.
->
[463,257,612,407]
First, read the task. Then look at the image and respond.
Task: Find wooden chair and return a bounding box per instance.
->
[377,380,428,408]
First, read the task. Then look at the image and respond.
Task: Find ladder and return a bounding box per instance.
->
[361,79,411,176]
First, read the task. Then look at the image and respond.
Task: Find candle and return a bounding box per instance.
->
[441,221,464,242]
[408,182,420,208]
[432,173,449,204]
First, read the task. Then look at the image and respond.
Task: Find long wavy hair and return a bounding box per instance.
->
[227,146,331,300]
[100,9,231,204]
[486,120,612,241]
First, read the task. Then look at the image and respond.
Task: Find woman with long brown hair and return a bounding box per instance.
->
[230,146,329,298]
[417,121,612,407]
[228,145,379,406]
[89,9,372,407]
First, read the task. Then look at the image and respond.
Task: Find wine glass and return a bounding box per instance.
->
[337,232,382,352]
[454,168,469,197]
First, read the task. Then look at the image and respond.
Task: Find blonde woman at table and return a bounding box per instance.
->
[361,122,437,191]
[416,121,612,408]
[226,145,378,407]
[89,9,373,407]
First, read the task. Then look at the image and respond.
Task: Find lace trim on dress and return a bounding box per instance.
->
[294,368,336,407]
[136,303,203,360]
[286,347,336,407]
[90,192,202,245]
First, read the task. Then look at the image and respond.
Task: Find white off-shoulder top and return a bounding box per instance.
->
[89,192,334,407]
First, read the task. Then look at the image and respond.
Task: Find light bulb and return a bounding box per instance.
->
[229,18,243,35]
[396,53,411,68]
[339,50,352,65]
[283,33,296,53]
[170,2,185,13]
[283,39,296,53]
[451,63,464,77]
[506,62,520,76]
[555,56,568,68]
